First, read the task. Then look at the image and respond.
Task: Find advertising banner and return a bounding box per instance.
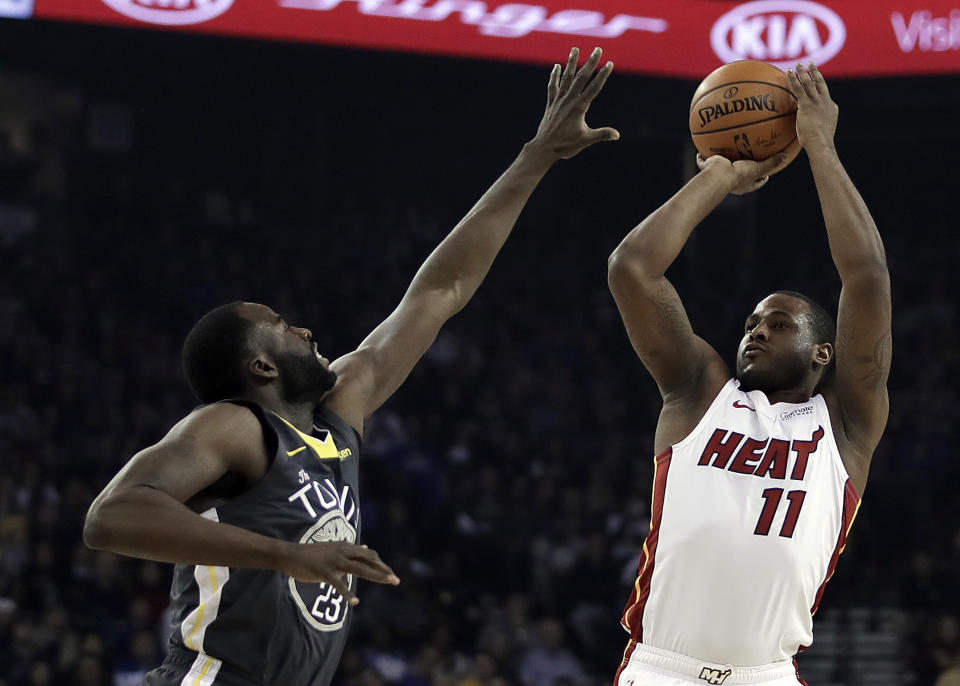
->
[17,0,960,77]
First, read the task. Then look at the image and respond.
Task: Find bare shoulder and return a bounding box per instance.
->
[164,402,269,479]
[654,354,729,454]
[170,402,263,445]
[820,385,881,495]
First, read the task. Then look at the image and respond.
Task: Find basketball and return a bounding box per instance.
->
[689,60,800,175]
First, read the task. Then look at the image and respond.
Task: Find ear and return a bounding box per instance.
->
[248,355,279,380]
[813,342,833,369]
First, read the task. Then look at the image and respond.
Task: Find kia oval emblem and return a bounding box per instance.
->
[100,0,234,26]
[710,0,847,69]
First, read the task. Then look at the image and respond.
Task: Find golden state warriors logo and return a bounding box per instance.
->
[288,510,358,631]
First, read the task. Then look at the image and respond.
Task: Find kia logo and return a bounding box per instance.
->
[100,0,234,26]
[710,0,846,69]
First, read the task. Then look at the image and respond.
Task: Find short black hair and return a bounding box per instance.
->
[181,302,255,403]
[772,290,836,388]
[771,290,836,345]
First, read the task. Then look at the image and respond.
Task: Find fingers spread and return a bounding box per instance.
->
[344,557,400,585]
[327,576,358,606]
[795,62,817,96]
[547,63,560,105]
[348,546,397,575]
[786,68,804,98]
[583,127,620,146]
[582,61,614,103]
[559,47,578,95]
[570,46,602,95]
[808,63,829,97]
[345,546,399,583]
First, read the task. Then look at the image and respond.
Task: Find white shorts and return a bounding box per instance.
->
[613,640,805,686]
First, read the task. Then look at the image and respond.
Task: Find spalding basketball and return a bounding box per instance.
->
[689,60,800,175]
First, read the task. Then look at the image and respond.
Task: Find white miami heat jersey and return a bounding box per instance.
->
[621,379,860,667]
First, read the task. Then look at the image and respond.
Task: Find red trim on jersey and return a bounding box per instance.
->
[793,656,809,685]
[620,448,672,642]
[808,479,861,620]
[611,639,638,686]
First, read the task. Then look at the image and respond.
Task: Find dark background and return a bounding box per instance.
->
[0,18,957,686]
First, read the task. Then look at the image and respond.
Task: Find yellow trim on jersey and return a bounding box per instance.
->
[624,456,659,630]
[286,446,307,457]
[838,499,862,554]
[183,566,221,650]
[191,656,215,686]
[180,652,222,686]
[183,605,204,650]
[274,414,344,460]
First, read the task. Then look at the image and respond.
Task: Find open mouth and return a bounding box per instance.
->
[312,342,327,365]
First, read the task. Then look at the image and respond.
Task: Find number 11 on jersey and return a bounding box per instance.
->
[754,488,806,537]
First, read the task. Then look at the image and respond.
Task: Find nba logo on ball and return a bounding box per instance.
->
[100,0,234,25]
[711,0,847,70]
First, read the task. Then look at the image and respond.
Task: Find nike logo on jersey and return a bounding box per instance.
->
[697,426,825,480]
[732,400,755,411]
[287,446,307,457]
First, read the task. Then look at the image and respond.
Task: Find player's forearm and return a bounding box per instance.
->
[609,165,733,279]
[806,142,887,278]
[84,486,290,571]
[406,142,556,313]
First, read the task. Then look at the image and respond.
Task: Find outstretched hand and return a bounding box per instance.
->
[697,152,786,195]
[282,540,399,606]
[529,47,620,160]
[787,62,838,151]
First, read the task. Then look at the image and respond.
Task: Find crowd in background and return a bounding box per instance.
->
[0,23,957,686]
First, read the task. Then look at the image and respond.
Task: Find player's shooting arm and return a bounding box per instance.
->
[326,47,619,432]
[606,154,782,403]
[83,403,395,602]
[788,64,890,454]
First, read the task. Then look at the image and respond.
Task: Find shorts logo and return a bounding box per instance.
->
[710,0,847,70]
[100,0,234,26]
[699,667,732,684]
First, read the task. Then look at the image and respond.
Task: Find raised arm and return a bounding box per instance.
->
[83,403,397,604]
[325,47,619,432]
[788,64,891,459]
[607,152,783,413]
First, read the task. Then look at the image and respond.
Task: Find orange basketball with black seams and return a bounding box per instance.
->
[689,60,800,176]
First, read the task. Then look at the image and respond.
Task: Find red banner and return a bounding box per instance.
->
[18,0,960,77]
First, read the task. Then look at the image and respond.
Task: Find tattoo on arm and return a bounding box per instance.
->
[856,329,892,387]
[654,280,690,337]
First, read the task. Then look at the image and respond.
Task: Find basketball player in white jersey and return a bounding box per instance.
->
[605,63,891,685]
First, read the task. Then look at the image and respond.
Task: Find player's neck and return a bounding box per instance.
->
[249,388,317,433]
[272,402,316,434]
[760,388,812,405]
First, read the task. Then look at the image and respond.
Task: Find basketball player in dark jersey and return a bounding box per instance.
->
[606,64,891,684]
[83,47,619,686]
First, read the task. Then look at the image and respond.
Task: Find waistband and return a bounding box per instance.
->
[621,640,798,684]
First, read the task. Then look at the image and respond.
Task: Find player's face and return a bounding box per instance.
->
[242,303,337,402]
[735,294,815,394]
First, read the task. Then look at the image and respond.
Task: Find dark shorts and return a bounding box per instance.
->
[143,648,261,686]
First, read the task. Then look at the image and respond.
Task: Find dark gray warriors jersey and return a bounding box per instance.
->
[152,400,361,686]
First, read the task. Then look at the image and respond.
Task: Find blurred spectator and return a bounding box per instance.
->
[0,25,956,686]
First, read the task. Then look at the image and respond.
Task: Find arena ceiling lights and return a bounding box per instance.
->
[9,0,960,77]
